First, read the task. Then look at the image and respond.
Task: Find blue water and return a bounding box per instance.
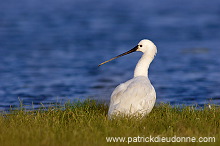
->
[0,0,220,110]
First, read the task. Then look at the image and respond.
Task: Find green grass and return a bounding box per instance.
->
[0,100,219,146]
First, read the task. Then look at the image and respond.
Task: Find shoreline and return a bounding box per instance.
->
[0,100,219,145]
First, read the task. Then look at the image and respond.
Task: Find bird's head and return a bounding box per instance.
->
[136,39,157,57]
[98,39,157,66]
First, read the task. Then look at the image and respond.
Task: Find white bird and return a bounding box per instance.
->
[99,39,157,118]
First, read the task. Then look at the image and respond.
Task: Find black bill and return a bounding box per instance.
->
[98,45,138,66]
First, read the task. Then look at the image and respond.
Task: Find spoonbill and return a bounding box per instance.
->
[99,39,157,118]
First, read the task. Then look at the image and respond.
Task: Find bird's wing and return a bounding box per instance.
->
[109,77,156,115]
[109,78,134,104]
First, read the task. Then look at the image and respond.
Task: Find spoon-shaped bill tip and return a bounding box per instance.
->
[98,45,138,67]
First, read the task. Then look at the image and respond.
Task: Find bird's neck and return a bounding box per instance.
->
[134,53,154,77]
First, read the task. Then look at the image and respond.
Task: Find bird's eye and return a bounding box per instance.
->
[139,45,142,47]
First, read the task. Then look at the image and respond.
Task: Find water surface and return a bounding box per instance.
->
[0,0,220,109]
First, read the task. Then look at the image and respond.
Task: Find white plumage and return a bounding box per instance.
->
[99,39,157,118]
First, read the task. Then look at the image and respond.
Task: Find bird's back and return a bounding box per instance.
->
[108,76,156,118]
